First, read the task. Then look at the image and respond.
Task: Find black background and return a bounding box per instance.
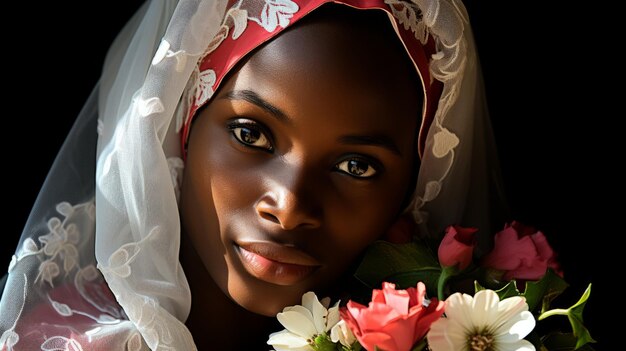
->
[2,1,609,347]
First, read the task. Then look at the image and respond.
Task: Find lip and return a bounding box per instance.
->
[235,241,321,286]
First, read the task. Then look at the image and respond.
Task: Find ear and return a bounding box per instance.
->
[381,214,415,244]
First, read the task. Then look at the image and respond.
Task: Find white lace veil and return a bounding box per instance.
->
[0,0,502,349]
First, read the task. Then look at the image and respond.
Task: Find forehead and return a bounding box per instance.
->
[247,5,418,91]
[223,5,422,132]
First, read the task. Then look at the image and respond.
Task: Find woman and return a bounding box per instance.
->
[0,0,499,349]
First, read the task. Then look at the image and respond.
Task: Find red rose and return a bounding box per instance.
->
[340,282,444,351]
[437,225,478,270]
[482,221,563,281]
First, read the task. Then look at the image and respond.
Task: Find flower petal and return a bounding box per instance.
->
[301,292,327,332]
[382,283,410,315]
[493,296,528,329]
[330,320,356,346]
[355,302,400,329]
[495,311,535,343]
[497,338,536,351]
[427,318,451,350]
[484,228,536,267]
[471,289,500,328]
[359,331,397,351]
[443,292,474,326]
[325,304,341,331]
[277,310,317,338]
[267,329,310,348]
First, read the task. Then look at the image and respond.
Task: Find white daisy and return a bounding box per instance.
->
[267,292,340,351]
[427,289,536,351]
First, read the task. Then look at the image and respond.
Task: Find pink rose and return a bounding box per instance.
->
[340,282,444,351]
[482,221,563,281]
[438,225,478,270]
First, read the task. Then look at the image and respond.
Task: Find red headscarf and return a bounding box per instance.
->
[181,0,442,158]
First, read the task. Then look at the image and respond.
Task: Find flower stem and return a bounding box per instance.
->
[437,266,456,301]
[538,308,569,321]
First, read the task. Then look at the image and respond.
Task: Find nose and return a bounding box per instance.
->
[255,166,322,231]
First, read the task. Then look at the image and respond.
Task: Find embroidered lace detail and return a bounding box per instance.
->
[1,200,145,350]
[126,332,144,351]
[192,0,299,113]
[383,0,468,226]
[201,0,298,58]
[12,201,87,287]
[0,329,19,350]
[194,69,217,107]
[151,39,196,72]
[385,0,427,43]
[254,0,299,31]
[40,336,84,351]
[97,226,190,350]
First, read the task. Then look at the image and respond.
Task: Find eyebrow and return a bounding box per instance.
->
[221,89,401,156]
[338,134,402,156]
[221,89,289,123]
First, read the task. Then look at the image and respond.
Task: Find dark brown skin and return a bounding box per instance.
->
[179,4,423,349]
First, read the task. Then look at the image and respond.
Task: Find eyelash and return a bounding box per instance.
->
[227,118,381,179]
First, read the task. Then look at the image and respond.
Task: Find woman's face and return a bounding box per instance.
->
[180,8,422,316]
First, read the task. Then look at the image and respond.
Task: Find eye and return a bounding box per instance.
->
[336,158,378,178]
[228,119,273,151]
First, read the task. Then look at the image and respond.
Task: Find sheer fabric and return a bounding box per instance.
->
[0,0,500,349]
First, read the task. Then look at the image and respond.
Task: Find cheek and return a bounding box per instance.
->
[319,172,413,266]
[184,129,261,237]
[180,123,252,284]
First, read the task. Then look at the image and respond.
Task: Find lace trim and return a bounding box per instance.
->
[391,0,467,226]
[1,200,146,351]
[98,226,191,350]
[191,0,299,124]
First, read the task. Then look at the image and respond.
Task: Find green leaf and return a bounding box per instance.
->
[354,240,440,293]
[495,280,521,300]
[523,269,569,313]
[541,332,596,350]
[568,284,595,349]
[474,280,520,300]
[474,280,485,293]
[538,284,595,350]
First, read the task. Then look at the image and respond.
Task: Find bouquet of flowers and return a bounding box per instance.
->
[267,221,595,351]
